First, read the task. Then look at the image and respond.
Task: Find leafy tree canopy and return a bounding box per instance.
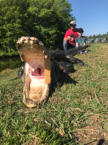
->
[0,0,73,54]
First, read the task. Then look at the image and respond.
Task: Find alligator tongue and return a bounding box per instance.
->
[31,67,44,79]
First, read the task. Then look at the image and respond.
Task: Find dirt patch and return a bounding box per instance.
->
[76,114,108,145]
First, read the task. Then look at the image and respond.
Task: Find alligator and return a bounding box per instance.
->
[17,36,85,107]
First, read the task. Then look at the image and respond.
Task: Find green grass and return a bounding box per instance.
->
[0,56,22,72]
[0,50,19,57]
[0,43,108,145]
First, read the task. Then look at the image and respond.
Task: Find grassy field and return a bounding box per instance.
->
[0,43,108,145]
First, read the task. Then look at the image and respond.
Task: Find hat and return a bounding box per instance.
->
[70,20,76,25]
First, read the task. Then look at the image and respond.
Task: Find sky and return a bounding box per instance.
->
[68,0,108,36]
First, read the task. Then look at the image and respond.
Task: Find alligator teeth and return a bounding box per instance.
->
[24,39,28,43]
[30,40,33,45]
[43,50,45,54]
[32,68,35,72]
[45,55,48,59]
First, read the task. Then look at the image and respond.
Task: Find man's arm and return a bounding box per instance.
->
[83,37,87,46]
[75,38,79,47]
[83,42,86,46]
[64,36,71,41]
[76,43,79,48]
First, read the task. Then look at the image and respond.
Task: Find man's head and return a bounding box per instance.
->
[69,20,76,30]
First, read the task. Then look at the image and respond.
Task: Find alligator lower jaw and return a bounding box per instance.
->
[23,82,49,108]
[23,62,49,108]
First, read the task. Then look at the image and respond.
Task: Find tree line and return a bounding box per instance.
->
[0,0,73,55]
[87,33,108,39]
[86,33,108,43]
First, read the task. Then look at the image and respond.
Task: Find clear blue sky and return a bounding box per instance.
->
[68,0,108,36]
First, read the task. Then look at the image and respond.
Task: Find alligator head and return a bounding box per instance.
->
[17,37,51,107]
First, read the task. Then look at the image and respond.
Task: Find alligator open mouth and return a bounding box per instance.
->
[25,62,45,87]
[17,37,50,107]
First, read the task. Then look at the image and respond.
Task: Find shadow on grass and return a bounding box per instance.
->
[48,63,77,99]
[97,138,108,145]
[0,55,22,72]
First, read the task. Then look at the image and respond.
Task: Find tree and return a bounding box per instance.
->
[0,0,29,53]
[25,0,73,49]
[0,0,73,54]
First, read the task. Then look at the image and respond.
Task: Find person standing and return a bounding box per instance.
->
[63,20,79,51]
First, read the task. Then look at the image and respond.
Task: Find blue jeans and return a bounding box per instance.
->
[63,41,67,51]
